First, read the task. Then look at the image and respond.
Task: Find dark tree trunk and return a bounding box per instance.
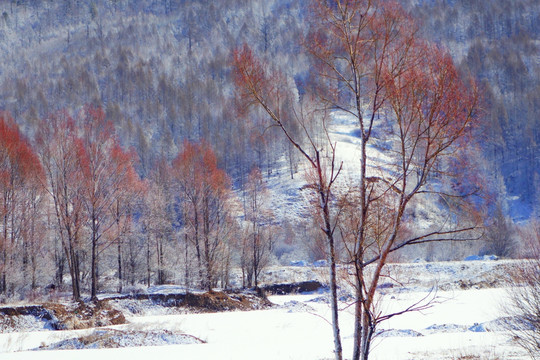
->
[117,241,122,293]
[146,231,151,287]
[184,234,190,290]
[90,220,98,302]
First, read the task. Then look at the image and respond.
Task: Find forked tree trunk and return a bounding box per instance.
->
[68,246,81,301]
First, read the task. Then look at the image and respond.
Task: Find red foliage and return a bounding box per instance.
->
[0,112,44,189]
[0,112,46,295]
[232,44,266,112]
[233,44,291,120]
[172,140,231,194]
[384,41,479,164]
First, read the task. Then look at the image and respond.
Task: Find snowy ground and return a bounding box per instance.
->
[0,259,530,360]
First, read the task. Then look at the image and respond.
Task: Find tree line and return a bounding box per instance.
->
[0,0,304,186]
[0,106,275,302]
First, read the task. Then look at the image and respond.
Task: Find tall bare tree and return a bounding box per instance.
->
[37,111,87,301]
[172,141,237,291]
[0,112,44,298]
[234,45,345,359]
[242,167,273,288]
[234,1,481,359]
[78,106,141,301]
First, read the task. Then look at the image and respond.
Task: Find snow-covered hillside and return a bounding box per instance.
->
[264,111,457,263]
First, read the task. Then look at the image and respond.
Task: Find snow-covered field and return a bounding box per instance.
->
[0,259,530,360]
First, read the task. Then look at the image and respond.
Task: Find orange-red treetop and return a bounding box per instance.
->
[0,112,44,188]
[172,140,231,195]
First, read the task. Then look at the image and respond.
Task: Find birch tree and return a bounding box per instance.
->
[233,1,481,359]
[78,106,141,301]
[172,141,236,291]
[0,113,44,297]
[234,45,345,359]
[242,167,273,288]
[37,111,87,301]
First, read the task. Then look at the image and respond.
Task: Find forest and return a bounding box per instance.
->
[0,0,537,307]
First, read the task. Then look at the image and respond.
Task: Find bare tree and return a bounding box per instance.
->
[107,146,144,294]
[234,1,481,359]
[36,111,87,301]
[234,45,345,360]
[172,141,237,291]
[242,167,273,288]
[78,106,141,301]
[0,112,45,298]
[504,219,540,359]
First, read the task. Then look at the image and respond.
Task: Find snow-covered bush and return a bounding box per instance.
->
[503,220,540,359]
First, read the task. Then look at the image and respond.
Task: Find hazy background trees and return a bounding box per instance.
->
[0,0,536,303]
[404,0,540,221]
[0,0,536,221]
